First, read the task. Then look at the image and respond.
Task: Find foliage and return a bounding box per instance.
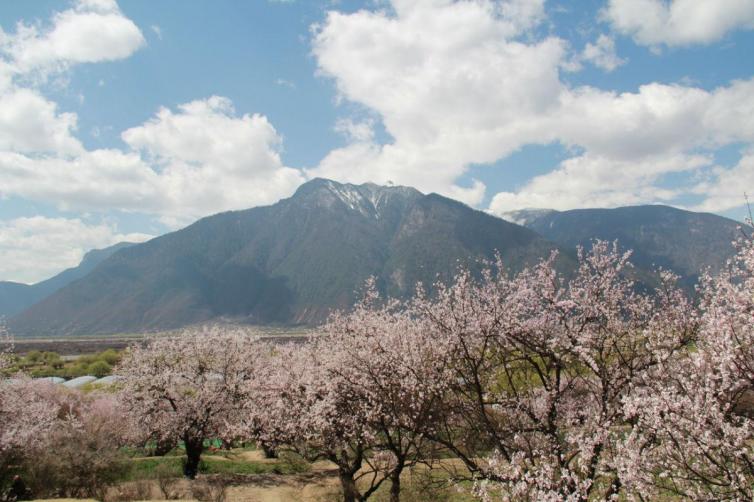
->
[116,326,267,479]
[401,243,697,501]
[0,326,10,374]
[1,348,122,379]
[619,234,754,500]
[0,384,132,500]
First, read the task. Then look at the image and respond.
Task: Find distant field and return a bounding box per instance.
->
[11,325,318,356]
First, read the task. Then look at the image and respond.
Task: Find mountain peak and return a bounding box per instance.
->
[9,178,559,336]
[500,208,558,226]
[291,178,422,218]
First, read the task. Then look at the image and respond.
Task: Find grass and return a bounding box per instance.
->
[122,449,311,481]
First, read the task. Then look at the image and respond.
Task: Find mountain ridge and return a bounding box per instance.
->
[8,183,744,337]
[0,242,135,318]
[503,205,742,289]
[9,179,562,336]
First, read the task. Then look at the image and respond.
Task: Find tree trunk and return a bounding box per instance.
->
[183,436,204,479]
[339,471,360,502]
[389,466,403,502]
[154,437,176,457]
[261,442,278,459]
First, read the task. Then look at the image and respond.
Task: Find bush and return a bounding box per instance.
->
[99,349,122,366]
[191,480,226,502]
[277,451,311,474]
[20,423,129,499]
[88,360,112,378]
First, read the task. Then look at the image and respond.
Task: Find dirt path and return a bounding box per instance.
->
[224,473,339,502]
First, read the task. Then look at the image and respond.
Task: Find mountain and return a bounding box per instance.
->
[502,205,742,288]
[9,179,564,337]
[0,242,135,318]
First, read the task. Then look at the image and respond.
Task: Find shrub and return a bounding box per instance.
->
[87,360,112,378]
[19,401,130,499]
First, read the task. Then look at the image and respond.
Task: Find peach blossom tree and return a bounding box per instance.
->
[321,284,456,502]
[620,235,754,500]
[398,242,697,501]
[242,340,379,502]
[117,326,265,478]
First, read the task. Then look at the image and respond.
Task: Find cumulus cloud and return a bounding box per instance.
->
[691,152,754,213]
[0,87,82,155]
[0,149,162,213]
[308,0,558,205]
[1,0,145,77]
[334,118,375,143]
[489,152,710,213]
[580,34,625,72]
[308,0,754,213]
[487,79,754,212]
[0,97,306,227]
[0,216,152,284]
[0,3,301,228]
[604,0,754,48]
[0,0,143,160]
[122,96,305,226]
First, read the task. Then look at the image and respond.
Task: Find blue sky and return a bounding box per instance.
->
[0,0,753,283]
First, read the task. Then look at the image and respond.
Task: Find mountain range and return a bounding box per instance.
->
[502,206,742,289]
[0,242,134,318]
[7,179,561,336]
[4,179,744,337]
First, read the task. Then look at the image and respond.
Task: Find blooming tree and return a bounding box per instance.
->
[322,284,456,502]
[0,379,133,498]
[621,235,754,500]
[0,379,59,467]
[1,327,60,487]
[243,340,379,502]
[406,242,697,501]
[0,324,11,373]
[19,390,135,499]
[117,326,264,478]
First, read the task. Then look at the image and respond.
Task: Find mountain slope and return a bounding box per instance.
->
[9,179,563,336]
[0,242,134,318]
[503,205,742,288]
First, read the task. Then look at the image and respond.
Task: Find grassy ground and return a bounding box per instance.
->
[26,448,476,501]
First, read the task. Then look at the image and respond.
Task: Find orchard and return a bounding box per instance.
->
[2,238,754,501]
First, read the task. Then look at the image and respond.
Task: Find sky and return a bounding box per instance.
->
[0,0,753,284]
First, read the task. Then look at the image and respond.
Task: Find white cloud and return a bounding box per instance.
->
[308,0,558,205]
[0,4,303,229]
[1,0,145,77]
[308,0,754,212]
[489,152,710,213]
[0,97,306,227]
[0,216,152,284]
[691,152,754,213]
[581,34,625,72]
[604,0,754,48]
[121,96,305,225]
[0,149,163,214]
[489,79,754,212]
[554,82,754,159]
[334,117,375,143]
[0,1,143,162]
[0,87,82,155]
